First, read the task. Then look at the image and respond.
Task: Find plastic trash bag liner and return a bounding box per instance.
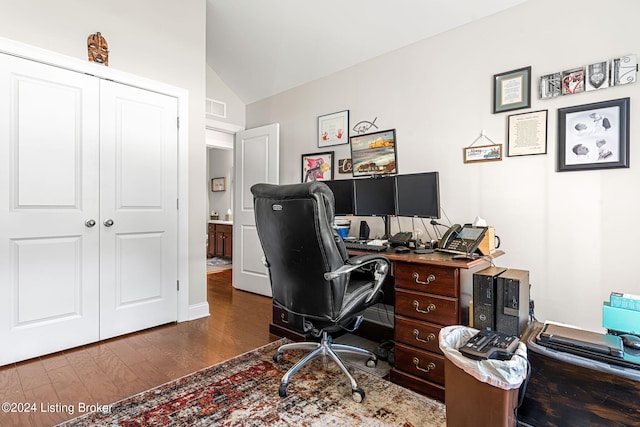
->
[439,325,528,390]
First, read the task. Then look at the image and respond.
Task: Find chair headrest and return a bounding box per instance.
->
[251,181,333,203]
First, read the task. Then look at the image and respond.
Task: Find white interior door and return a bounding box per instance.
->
[0,54,100,365]
[232,124,279,296]
[98,80,178,339]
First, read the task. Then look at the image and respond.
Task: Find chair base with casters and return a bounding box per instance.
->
[273,328,377,403]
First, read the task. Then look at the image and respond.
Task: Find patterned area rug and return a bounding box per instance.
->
[207,257,232,267]
[56,339,446,426]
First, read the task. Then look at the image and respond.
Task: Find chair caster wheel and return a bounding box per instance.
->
[273,352,283,363]
[278,383,288,397]
[366,357,377,368]
[352,387,365,403]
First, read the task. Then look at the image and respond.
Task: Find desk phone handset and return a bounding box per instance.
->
[439,224,488,255]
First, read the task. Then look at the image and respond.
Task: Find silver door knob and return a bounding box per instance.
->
[85,219,96,227]
[103,219,114,227]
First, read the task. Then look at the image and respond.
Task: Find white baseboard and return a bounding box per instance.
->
[187,302,211,321]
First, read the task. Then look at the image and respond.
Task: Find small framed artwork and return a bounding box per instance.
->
[507,110,548,157]
[338,158,352,174]
[611,55,638,86]
[350,129,398,177]
[561,67,585,95]
[302,151,334,182]
[540,72,561,99]
[318,110,349,147]
[586,61,609,91]
[211,177,226,192]
[493,66,531,113]
[463,144,503,163]
[557,97,630,172]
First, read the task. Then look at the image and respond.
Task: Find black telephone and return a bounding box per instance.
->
[438,224,488,255]
[389,231,412,247]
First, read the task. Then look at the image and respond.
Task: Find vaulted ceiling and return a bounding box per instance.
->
[205,0,528,104]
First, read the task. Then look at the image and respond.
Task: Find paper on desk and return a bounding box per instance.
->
[368,239,388,246]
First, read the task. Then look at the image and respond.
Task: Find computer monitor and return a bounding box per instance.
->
[323,179,354,216]
[395,172,440,219]
[353,176,396,216]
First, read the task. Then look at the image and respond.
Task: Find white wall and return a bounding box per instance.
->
[207,64,246,128]
[246,0,640,332]
[208,148,234,218]
[0,0,209,308]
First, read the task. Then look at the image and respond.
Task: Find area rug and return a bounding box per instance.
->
[207,257,232,267]
[56,339,446,426]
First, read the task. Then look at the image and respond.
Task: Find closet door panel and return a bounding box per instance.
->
[99,80,178,339]
[0,54,100,365]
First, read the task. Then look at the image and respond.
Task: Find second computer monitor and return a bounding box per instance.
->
[323,179,355,216]
[395,172,440,218]
[354,176,396,216]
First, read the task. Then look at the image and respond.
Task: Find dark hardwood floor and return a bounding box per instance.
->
[0,269,278,427]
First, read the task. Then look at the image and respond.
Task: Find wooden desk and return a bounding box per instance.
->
[380,250,501,402]
[518,322,640,426]
[268,248,503,402]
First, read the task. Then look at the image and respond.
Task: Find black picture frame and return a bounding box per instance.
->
[318,110,349,147]
[507,110,548,157]
[301,151,334,182]
[349,129,398,177]
[557,98,630,172]
[493,66,531,113]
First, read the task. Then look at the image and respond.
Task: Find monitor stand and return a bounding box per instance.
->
[382,215,392,240]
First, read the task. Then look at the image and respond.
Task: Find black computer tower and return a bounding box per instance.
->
[473,267,507,331]
[495,269,530,337]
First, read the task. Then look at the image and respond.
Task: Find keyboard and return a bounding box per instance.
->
[343,241,389,252]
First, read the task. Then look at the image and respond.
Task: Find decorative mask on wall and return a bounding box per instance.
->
[87,32,109,66]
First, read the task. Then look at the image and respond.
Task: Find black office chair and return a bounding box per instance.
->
[251,182,390,402]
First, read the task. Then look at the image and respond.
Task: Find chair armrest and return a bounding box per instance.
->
[323,254,388,279]
[324,254,389,304]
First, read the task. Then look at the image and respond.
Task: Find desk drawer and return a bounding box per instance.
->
[395,289,459,325]
[394,342,445,385]
[394,263,458,297]
[395,315,442,354]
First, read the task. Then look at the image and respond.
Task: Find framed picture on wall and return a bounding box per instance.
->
[507,110,548,157]
[463,144,503,163]
[302,151,334,182]
[211,177,226,192]
[318,110,349,147]
[557,97,630,172]
[493,66,531,113]
[350,129,398,177]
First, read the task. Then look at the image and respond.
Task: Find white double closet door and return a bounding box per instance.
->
[0,54,178,365]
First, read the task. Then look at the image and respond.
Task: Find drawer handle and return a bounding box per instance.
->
[413,358,436,373]
[413,301,436,314]
[280,313,288,324]
[413,329,436,343]
[412,272,436,285]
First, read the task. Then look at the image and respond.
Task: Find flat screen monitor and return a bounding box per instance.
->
[395,172,440,219]
[323,179,354,216]
[354,176,396,216]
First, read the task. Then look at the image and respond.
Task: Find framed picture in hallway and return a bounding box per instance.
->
[211,177,226,192]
